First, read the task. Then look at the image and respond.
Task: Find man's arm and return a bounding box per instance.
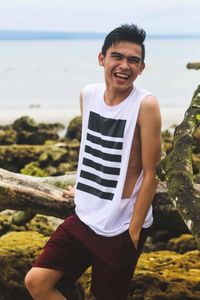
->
[129,95,161,248]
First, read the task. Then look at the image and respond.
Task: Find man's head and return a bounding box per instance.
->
[101,24,146,62]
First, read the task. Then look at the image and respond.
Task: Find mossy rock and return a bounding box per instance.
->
[0,129,17,145]
[20,162,49,177]
[12,116,37,132]
[0,231,48,300]
[167,234,198,254]
[0,213,56,237]
[129,250,200,299]
[65,116,82,141]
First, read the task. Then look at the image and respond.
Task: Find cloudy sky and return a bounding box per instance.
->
[0,0,199,35]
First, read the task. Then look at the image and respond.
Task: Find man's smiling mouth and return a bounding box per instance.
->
[114,72,130,80]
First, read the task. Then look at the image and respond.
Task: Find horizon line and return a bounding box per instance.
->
[0,30,200,40]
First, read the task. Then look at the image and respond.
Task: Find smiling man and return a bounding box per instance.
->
[25,24,161,300]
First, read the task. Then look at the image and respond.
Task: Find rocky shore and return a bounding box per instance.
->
[0,115,200,300]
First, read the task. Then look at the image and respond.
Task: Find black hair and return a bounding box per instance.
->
[101,24,146,62]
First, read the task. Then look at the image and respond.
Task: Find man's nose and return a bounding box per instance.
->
[120,58,129,69]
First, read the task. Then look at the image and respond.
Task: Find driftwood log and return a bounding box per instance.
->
[187,62,200,70]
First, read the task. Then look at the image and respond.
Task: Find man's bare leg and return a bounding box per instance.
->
[25,267,67,300]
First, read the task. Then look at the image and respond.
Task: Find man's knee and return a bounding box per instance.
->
[25,267,56,297]
[25,268,41,296]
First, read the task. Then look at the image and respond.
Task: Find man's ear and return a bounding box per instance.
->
[98,52,104,66]
[138,62,145,75]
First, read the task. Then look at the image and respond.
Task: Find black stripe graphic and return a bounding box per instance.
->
[88,111,126,138]
[85,145,121,162]
[87,133,123,150]
[80,170,117,188]
[77,182,114,200]
[83,158,120,175]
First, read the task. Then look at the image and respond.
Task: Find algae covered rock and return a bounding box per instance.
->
[129,250,200,300]
[65,116,82,141]
[0,143,78,174]
[167,234,198,253]
[0,128,17,145]
[0,231,48,300]
[13,116,64,145]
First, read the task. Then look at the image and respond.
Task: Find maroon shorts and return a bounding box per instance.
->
[34,214,149,300]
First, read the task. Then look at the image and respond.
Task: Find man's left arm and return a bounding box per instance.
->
[129,95,161,249]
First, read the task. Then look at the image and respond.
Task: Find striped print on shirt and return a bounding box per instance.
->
[77,111,126,200]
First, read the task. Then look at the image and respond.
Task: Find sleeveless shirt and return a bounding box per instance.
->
[74,83,153,236]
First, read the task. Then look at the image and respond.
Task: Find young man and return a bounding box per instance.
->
[25,24,161,300]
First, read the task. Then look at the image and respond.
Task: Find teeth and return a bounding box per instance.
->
[115,72,129,79]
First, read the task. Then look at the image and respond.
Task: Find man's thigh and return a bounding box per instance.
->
[34,214,92,283]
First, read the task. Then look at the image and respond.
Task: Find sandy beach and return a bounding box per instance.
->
[0,106,187,131]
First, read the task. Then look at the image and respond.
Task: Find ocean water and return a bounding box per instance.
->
[0,37,199,127]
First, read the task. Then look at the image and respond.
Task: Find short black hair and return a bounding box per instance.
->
[101,24,146,62]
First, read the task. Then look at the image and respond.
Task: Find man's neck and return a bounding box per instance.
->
[104,85,134,106]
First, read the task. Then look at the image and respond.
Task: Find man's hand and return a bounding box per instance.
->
[129,228,140,250]
[63,185,75,198]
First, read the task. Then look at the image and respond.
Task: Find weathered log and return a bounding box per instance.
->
[158,85,200,247]
[0,167,200,234]
[0,168,76,219]
[187,62,200,70]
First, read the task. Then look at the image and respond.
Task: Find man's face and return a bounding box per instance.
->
[98,41,145,93]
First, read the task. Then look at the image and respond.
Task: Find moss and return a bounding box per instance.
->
[167,234,198,253]
[20,162,49,177]
[0,213,56,236]
[0,231,48,300]
[0,185,9,197]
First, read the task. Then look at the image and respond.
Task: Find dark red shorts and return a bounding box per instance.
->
[34,214,149,300]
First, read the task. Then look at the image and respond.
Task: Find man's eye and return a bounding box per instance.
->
[128,58,141,64]
[112,55,122,60]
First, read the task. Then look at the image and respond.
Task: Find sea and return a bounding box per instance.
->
[0,32,200,129]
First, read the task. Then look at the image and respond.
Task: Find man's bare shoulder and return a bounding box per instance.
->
[138,95,161,127]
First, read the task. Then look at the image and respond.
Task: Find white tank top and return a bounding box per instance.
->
[74,83,153,236]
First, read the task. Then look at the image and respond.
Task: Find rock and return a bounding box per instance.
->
[65,116,82,141]
[167,234,198,254]
[12,116,37,132]
[0,143,79,174]
[0,128,17,145]
[0,231,48,300]
[129,250,200,300]
[12,116,65,145]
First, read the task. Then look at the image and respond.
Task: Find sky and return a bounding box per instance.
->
[0,0,200,35]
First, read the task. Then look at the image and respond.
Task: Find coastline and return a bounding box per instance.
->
[0,106,186,130]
